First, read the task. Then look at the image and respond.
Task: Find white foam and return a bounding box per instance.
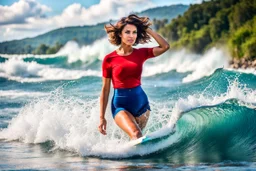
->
[0,80,255,158]
[0,58,100,82]
[0,57,45,77]
[227,68,256,75]
[181,48,230,82]
[56,39,116,63]
[0,53,61,59]
[163,80,256,136]
[142,47,230,83]
[56,37,162,64]
[56,41,231,83]
[0,108,20,115]
[56,39,231,83]
[0,90,47,99]
[0,89,127,155]
[0,38,115,63]
[1,37,233,83]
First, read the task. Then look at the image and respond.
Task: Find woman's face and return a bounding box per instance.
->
[120,24,137,46]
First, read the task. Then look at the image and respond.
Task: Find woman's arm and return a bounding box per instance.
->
[98,77,111,135]
[146,28,170,56]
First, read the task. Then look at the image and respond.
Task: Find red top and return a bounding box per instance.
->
[102,48,155,89]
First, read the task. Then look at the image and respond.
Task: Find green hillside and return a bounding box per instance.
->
[139,4,188,21]
[0,4,188,54]
[159,0,256,60]
[0,23,106,54]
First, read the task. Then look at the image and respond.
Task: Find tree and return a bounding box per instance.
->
[209,9,230,41]
[33,44,49,54]
[24,45,33,54]
[153,18,168,30]
[229,0,256,31]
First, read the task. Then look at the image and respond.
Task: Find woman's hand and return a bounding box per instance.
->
[146,28,170,56]
[98,118,107,135]
[99,78,111,135]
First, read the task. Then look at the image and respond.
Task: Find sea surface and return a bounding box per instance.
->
[0,39,256,171]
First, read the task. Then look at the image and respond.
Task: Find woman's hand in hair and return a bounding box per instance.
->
[146,28,170,56]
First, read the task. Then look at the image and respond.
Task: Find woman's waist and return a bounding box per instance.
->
[114,85,145,96]
[112,77,141,89]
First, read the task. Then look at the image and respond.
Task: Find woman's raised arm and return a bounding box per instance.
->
[146,28,170,57]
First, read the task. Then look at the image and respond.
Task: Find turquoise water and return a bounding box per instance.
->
[0,41,256,170]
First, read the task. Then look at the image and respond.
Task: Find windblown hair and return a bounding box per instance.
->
[104,14,152,46]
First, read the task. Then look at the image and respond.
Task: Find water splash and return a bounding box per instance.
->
[0,74,255,158]
[56,39,116,63]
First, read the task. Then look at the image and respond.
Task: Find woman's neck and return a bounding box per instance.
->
[117,44,133,55]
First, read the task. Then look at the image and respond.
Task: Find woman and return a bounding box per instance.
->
[98,14,169,140]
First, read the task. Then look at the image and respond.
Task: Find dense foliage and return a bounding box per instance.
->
[159,0,256,59]
[32,42,63,55]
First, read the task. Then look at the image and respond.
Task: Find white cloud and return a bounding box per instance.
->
[0,0,156,42]
[0,0,51,25]
[53,0,154,26]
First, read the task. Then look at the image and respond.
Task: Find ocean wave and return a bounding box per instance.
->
[0,53,61,59]
[142,47,230,83]
[0,58,101,82]
[147,98,256,163]
[0,79,255,159]
[55,38,231,82]
[162,68,256,100]
[0,90,47,99]
[1,39,234,83]
[227,67,256,75]
[56,39,116,64]
[164,78,256,130]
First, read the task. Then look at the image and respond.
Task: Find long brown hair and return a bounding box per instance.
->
[104,14,152,46]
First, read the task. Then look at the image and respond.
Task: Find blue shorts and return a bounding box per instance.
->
[111,85,151,118]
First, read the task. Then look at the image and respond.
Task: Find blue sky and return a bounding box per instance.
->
[0,0,202,42]
[1,0,101,16]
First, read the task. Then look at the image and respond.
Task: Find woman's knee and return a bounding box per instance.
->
[136,110,150,129]
[114,110,142,139]
[131,129,142,139]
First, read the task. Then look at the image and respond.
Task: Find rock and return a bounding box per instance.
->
[252,60,256,67]
[229,58,256,69]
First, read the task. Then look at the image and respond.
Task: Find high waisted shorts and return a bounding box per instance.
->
[111,85,151,118]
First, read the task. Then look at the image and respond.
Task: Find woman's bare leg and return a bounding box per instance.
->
[135,110,150,130]
[114,110,142,140]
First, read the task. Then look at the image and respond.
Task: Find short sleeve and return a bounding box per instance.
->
[102,56,112,78]
[141,48,155,60]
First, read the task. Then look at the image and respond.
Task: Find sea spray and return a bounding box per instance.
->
[181,47,230,82]
[143,47,230,82]
[0,90,47,99]
[150,79,256,139]
[0,73,255,158]
[0,87,129,155]
[0,53,59,60]
[1,38,248,83]
[0,57,46,77]
[56,39,116,63]
[0,83,171,157]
